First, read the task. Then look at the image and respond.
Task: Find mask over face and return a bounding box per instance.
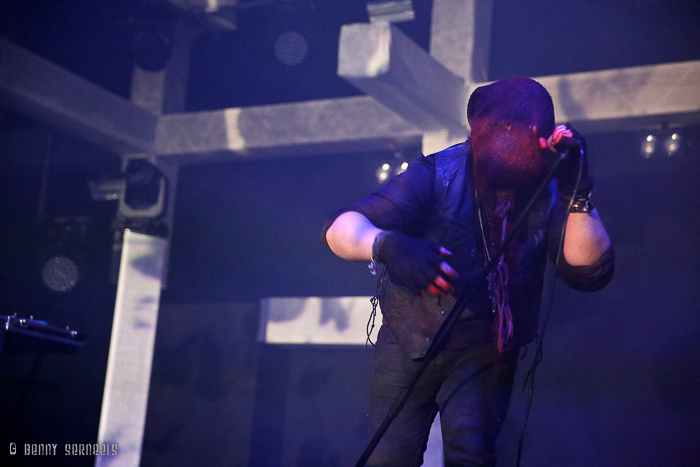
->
[467,77,555,193]
[467,77,555,352]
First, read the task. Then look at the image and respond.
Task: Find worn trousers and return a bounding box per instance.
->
[367,325,518,467]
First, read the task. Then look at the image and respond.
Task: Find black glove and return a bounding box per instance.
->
[373,231,453,295]
[547,123,594,198]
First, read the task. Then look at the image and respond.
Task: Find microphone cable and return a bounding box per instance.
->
[515,144,585,467]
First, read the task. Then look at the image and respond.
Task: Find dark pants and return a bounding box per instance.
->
[367,326,518,467]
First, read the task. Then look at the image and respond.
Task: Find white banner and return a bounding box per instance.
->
[95,230,167,467]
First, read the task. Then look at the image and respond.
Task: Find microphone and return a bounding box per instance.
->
[540,124,582,157]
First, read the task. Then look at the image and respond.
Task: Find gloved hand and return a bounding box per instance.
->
[541,123,594,198]
[373,231,458,296]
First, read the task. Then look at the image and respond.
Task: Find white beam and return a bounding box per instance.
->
[535,61,700,133]
[0,38,156,154]
[130,21,195,116]
[430,0,492,83]
[154,96,423,162]
[2,41,698,164]
[422,0,490,154]
[96,230,167,467]
[338,22,467,133]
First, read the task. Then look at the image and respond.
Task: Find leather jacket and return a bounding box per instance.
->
[376,140,556,359]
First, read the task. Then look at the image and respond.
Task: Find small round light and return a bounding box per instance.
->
[274,31,308,66]
[640,134,657,159]
[41,255,80,292]
[664,133,680,156]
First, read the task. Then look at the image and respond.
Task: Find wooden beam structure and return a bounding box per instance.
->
[0,38,156,155]
[338,22,467,133]
[154,96,422,162]
[534,61,700,133]
[2,35,698,164]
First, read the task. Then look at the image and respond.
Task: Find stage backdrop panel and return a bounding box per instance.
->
[259,296,379,345]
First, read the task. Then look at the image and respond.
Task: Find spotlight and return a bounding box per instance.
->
[119,159,168,219]
[376,163,391,183]
[366,0,415,23]
[36,217,91,294]
[640,134,657,159]
[88,159,167,218]
[664,133,681,156]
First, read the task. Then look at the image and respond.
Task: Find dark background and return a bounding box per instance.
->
[1,0,699,466]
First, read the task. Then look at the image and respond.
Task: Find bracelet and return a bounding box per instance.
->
[568,192,595,213]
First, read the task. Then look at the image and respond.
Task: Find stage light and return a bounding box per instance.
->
[395,161,409,175]
[376,163,391,183]
[639,131,685,159]
[41,255,80,293]
[366,0,415,23]
[88,159,168,219]
[134,28,173,72]
[664,133,681,156]
[274,31,308,66]
[36,217,91,294]
[119,159,168,219]
[88,179,124,202]
[640,134,657,159]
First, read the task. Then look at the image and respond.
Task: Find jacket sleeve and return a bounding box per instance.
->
[320,155,436,249]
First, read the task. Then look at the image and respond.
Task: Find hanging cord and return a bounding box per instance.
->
[366,295,378,348]
[515,143,584,467]
[366,260,386,348]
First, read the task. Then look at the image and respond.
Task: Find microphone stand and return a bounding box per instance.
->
[354,153,567,467]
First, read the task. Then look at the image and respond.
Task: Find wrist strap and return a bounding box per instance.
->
[567,191,595,213]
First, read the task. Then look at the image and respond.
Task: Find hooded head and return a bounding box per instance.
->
[467,77,555,193]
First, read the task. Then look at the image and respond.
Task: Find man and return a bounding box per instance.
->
[322,77,614,467]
